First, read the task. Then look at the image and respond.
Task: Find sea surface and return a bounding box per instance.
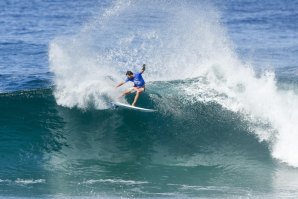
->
[1,0,298,198]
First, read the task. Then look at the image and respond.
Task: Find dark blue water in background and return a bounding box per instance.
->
[0,0,102,91]
[1,0,298,198]
[217,0,298,69]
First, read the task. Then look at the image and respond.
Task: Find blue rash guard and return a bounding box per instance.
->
[125,72,145,87]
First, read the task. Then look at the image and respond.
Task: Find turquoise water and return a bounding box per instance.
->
[1,0,298,198]
[0,86,275,198]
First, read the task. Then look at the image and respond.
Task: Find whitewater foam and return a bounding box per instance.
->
[81,179,148,185]
[0,179,45,185]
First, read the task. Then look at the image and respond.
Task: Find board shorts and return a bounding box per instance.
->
[129,85,145,93]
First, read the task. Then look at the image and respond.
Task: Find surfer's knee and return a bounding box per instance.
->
[138,88,144,93]
[136,89,143,94]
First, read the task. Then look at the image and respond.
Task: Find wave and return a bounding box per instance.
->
[48,0,298,167]
[0,86,271,166]
[0,85,279,196]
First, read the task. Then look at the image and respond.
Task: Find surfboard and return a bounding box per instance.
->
[113,102,156,112]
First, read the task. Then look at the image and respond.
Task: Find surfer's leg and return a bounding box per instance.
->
[118,88,133,98]
[132,87,144,106]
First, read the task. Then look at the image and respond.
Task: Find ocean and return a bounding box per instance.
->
[1,0,298,198]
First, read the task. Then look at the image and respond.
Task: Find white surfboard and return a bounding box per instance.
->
[113,102,156,112]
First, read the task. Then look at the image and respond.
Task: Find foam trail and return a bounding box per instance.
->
[49,0,135,109]
[49,0,298,167]
[49,40,119,109]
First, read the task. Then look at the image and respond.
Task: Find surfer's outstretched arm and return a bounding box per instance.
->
[116,81,131,98]
[116,81,125,88]
[140,64,146,74]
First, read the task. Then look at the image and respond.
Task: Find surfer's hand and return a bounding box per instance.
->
[141,64,146,73]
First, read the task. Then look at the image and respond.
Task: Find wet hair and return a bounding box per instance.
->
[126,71,133,76]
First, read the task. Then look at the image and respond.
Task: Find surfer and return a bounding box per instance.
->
[116,64,146,106]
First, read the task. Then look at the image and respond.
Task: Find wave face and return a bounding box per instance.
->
[0,87,275,198]
[49,0,298,168]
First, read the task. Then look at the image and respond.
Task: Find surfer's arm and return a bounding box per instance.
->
[116,81,125,88]
[140,64,146,74]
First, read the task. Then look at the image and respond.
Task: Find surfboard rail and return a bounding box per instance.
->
[113,102,156,112]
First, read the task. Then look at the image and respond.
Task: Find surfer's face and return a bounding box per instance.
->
[127,74,134,79]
